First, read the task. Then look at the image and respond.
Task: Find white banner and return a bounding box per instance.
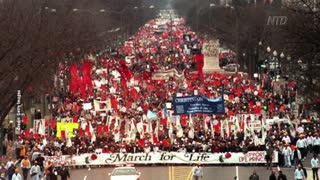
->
[152,69,184,80]
[44,151,278,166]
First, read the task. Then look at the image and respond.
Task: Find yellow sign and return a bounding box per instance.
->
[56,122,79,138]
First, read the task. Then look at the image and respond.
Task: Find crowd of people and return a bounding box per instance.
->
[0,156,70,180]
[0,10,319,180]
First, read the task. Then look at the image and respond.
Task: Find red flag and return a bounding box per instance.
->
[85,124,90,132]
[61,130,66,139]
[180,115,188,126]
[269,103,275,111]
[78,128,83,136]
[103,125,109,132]
[97,125,103,134]
[101,84,107,90]
[45,120,48,127]
[126,101,132,109]
[73,104,79,113]
[153,135,159,144]
[73,116,78,123]
[132,119,137,129]
[111,95,118,111]
[143,124,147,132]
[130,88,138,99]
[160,118,167,126]
[240,121,245,131]
[195,54,204,80]
[22,116,28,124]
[214,120,221,133]
[119,59,132,80]
[87,131,92,137]
[69,64,80,94]
[139,138,145,147]
[255,106,261,114]
[162,139,168,147]
[24,130,30,136]
[50,121,56,129]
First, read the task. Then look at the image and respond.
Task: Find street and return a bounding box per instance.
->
[67,166,298,180]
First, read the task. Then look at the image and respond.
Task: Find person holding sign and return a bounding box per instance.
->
[192,163,203,180]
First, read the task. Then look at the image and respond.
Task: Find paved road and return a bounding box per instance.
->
[67,165,300,180]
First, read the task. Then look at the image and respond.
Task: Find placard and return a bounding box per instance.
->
[56,122,79,137]
[173,95,225,115]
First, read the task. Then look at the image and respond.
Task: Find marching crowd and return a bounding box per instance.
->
[0,12,319,180]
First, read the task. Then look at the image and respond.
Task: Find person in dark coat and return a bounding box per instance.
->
[7,163,16,180]
[50,167,58,180]
[277,170,287,180]
[249,170,259,180]
[298,163,308,179]
[269,170,276,180]
[35,154,45,172]
[58,163,70,180]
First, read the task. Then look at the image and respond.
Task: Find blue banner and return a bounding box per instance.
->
[173,95,225,115]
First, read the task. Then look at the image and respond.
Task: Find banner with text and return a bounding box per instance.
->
[56,122,79,138]
[173,95,225,115]
[44,151,277,166]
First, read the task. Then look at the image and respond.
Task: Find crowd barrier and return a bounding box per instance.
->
[43,151,278,166]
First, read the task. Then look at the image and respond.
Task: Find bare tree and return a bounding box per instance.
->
[173,0,285,75]
[0,0,157,125]
[282,0,320,111]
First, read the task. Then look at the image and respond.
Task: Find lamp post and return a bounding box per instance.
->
[272,50,279,81]
[256,41,262,77]
[286,55,291,79]
[242,53,246,69]
[264,46,273,80]
[266,46,271,53]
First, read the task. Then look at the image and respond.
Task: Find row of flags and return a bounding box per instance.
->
[25,109,296,147]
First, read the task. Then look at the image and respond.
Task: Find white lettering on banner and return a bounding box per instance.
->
[16,90,22,134]
[44,151,278,166]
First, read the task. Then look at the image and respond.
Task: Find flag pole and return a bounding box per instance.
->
[221,80,225,114]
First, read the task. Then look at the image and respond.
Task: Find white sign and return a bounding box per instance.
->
[44,151,278,166]
[266,118,290,125]
[152,68,184,80]
[83,103,93,110]
[94,99,111,112]
[33,119,46,135]
[249,122,261,130]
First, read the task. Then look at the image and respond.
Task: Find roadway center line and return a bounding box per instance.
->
[187,168,193,180]
[236,166,239,180]
[83,175,87,180]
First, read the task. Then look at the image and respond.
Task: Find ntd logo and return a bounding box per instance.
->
[267,16,288,26]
